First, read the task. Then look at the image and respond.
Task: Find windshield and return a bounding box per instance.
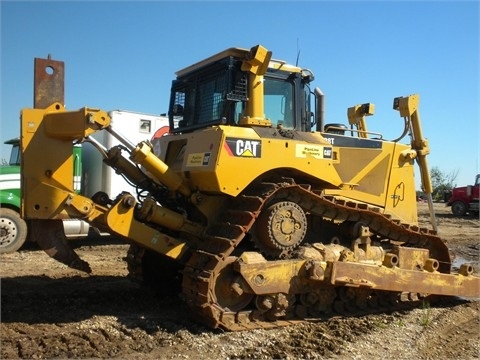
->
[264,78,294,129]
[9,144,20,166]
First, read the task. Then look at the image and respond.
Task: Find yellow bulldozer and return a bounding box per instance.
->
[20,45,478,330]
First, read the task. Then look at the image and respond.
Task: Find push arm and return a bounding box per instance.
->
[394,94,437,231]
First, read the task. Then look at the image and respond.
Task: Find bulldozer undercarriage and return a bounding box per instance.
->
[126,178,476,331]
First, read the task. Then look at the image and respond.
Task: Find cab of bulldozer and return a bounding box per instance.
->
[168,47,315,133]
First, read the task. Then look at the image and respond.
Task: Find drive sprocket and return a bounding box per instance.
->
[255,200,307,257]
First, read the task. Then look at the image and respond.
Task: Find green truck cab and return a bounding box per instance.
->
[1,138,27,253]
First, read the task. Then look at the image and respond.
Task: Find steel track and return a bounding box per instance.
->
[179,179,450,330]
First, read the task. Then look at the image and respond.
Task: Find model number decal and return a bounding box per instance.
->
[225,138,262,158]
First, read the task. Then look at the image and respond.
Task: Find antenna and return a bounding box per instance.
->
[296,38,301,66]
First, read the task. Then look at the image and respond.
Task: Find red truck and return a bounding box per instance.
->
[446,174,480,216]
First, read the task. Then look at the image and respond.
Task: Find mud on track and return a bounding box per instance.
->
[1,203,479,359]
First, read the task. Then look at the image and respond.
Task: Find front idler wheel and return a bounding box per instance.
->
[212,256,254,312]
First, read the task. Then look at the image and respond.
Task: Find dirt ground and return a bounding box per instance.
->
[1,202,479,359]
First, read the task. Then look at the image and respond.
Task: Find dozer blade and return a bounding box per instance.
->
[30,219,92,273]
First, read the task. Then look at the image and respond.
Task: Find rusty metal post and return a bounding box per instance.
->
[34,55,64,108]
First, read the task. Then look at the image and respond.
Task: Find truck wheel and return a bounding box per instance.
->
[451,201,467,216]
[0,208,28,253]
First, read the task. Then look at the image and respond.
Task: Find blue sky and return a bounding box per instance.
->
[1,1,479,189]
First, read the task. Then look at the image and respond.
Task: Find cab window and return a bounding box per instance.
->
[264,78,294,129]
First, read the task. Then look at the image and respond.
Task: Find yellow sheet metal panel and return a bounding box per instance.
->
[170,125,344,196]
